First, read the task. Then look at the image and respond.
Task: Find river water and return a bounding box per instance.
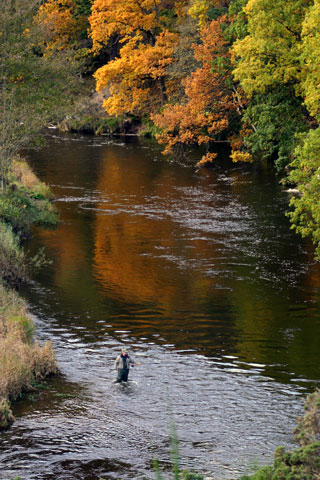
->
[1,133,320,480]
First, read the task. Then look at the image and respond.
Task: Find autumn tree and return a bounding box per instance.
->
[89,0,187,117]
[153,13,243,166]
[34,0,97,74]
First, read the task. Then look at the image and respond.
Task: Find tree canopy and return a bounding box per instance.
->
[2,0,320,261]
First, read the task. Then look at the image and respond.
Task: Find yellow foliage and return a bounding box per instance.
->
[90,0,170,52]
[230,150,254,163]
[232,0,311,96]
[35,0,87,52]
[188,0,229,27]
[300,0,320,119]
[188,0,211,27]
[91,0,186,116]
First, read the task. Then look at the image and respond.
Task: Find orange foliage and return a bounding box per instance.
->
[153,17,239,161]
[36,0,88,52]
[94,30,179,115]
[195,152,218,168]
[90,0,188,115]
[229,126,254,163]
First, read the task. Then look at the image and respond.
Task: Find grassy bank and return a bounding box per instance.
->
[0,158,58,428]
[0,284,57,428]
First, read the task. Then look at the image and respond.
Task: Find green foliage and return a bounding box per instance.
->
[0,222,27,283]
[232,0,311,96]
[0,0,82,188]
[225,0,249,42]
[66,114,126,135]
[240,466,273,480]
[139,118,161,138]
[0,188,57,235]
[272,442,320,479]
[0,161,57,285]
[300,0,320,120]
[74,0,93,17]
[242,86,308,171]
[207,6,228,21]
[287,128,320,260]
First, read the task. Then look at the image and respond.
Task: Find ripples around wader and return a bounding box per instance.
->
[1,133,320,480]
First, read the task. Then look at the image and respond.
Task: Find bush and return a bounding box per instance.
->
[0,222,27,283]
[0,188,57,236]
[0,398,15,429]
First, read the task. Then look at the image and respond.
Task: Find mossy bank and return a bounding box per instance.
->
[0,158,58,428]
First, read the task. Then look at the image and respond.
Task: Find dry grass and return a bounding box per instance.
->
[12,158,53,199]
[0,283,57,428]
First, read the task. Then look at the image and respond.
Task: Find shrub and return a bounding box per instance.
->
[0,398,15,429]
[0,222,27,283]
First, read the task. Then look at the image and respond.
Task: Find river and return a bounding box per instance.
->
[1,133,320,480]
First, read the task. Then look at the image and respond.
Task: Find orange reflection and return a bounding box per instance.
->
[92,149,214,311]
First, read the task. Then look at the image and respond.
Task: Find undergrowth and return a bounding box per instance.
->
[0,158,58,428]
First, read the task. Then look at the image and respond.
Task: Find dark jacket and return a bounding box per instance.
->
[114,353,134,370]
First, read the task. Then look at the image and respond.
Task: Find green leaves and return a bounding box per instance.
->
[287,128,320,261]
[242,86,308,171]
[300,0,320,120]
[0,0,81,187]
[232,0,311,96]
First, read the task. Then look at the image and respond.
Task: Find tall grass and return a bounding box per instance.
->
[0,283,57,428]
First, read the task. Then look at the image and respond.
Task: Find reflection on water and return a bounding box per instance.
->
[1,133,320,479]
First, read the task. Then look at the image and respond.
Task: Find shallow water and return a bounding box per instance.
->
[1,133,320,479]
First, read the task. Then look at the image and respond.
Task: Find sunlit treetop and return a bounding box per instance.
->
[188,0,230,27]
[232,0,312,96]
[90,0,187,52]
[300,0,320,119]
[94,29,179,116]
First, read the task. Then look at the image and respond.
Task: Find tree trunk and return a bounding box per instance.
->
[160,76,167,106]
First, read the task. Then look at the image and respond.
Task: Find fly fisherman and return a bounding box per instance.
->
[114,347,140,383]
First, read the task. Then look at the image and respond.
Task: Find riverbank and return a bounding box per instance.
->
[0,158,58,428]
[239,390,320,480]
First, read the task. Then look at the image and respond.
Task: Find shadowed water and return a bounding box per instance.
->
[1,133,320,479]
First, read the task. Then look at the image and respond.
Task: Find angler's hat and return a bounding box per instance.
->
[121,347,127,353]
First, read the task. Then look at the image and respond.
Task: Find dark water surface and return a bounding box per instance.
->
[1,133,320,479]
